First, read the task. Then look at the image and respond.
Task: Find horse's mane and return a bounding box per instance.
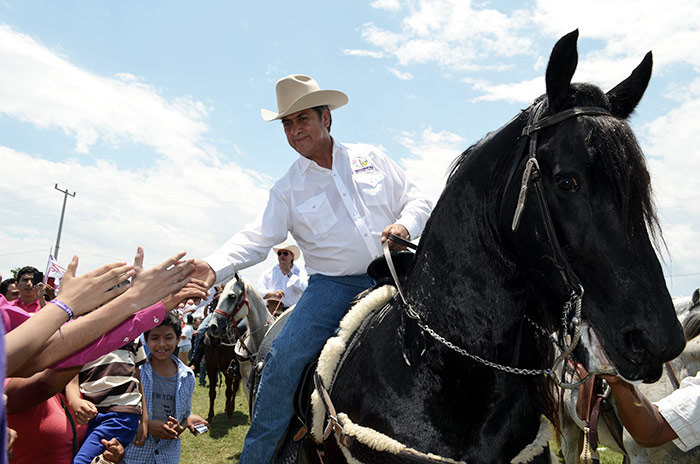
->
[432,83,660,431]
[446,84,660,242]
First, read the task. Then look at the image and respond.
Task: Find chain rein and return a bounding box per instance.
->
[385,102,613,387]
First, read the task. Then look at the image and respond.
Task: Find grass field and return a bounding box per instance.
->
[180,382,249,463]
[180,382,626,463]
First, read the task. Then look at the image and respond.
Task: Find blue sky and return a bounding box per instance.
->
[1,0,699,297]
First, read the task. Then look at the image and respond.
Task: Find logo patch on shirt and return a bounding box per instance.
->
[351,156,377,174]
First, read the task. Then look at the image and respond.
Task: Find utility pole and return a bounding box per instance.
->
[54,184,76,260]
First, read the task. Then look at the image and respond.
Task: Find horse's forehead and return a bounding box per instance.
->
[225,276,245,295]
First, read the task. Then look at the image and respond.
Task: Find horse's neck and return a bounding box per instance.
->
[408,194,527,349]
[244,291,271,352]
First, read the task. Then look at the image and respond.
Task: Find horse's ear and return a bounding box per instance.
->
[546,29,579,114]
[693,288,700,305]
[606,52,653,119]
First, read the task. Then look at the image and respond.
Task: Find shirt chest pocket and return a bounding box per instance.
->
[356,171,387,206]
[296,192,338,235]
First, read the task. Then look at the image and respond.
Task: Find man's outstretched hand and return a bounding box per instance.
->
[179,259,217,307]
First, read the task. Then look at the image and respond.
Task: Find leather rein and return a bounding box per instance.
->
[384,101,615,389]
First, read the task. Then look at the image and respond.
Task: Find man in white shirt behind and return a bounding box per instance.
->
[189,74,432,463]
[256,242,307,316]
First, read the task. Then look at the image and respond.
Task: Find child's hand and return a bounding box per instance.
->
[167,415,187,436]
[148,419,179,440]
[72,399,97,425]
[100,438,125,463]
[133,419,148,446]
[187,413,209,434]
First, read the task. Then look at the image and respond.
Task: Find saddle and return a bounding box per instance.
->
[252,251,414,463]
[366,249,415,287]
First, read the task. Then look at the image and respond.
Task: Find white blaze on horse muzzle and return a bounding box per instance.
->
[578,322,642,384]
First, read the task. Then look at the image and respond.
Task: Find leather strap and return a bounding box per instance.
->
[521,106,611,136]
[383,239,409,306]
[665,361,681,390]
[314,372,351,447]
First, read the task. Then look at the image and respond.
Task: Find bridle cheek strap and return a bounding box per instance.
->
[214,289,250,321]
[510,103,611,296]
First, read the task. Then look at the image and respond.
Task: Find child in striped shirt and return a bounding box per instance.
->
[66,339,148,464]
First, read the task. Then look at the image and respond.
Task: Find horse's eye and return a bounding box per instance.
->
[555,175,578,192]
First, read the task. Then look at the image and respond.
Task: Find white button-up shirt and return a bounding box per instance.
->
[205,141,432,283]
[655,371,700,451]
[256,263,308,307]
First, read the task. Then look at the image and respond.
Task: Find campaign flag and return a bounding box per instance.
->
[44,254,67,291]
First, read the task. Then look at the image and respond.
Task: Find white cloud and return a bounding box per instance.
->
[0,145,272,276]
[0,25,211,163]
[465,76,542,103]
[353,0,700,101]
[532,0,700,71]
[355,0,535,74]
[388,67,414,80]
[392,127,467,203]
[641,78,700,291]
[370,0,402,12]
[0,25,275,283]
[343,48,386,59]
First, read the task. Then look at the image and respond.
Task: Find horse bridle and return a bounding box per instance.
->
[509,100,613,387]
[387,100,614,388]
[213,278,255,356]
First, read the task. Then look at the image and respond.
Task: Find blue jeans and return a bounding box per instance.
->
[239,273,373,464]
[73,411,139,464]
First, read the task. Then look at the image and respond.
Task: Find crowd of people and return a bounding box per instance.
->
[2,71,699,464]
[0,251,214,463]
[0,243,311,464]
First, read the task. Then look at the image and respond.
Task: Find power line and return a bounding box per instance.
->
[0,249,50,257]
[0,194,58,206]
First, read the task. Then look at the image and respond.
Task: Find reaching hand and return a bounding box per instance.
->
[126,250,196,309]
[162,279,209,311]
[56,256,135,317]
[192,259,216,288]
[180,259,217,307]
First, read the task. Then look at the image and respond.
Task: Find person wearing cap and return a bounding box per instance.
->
[256,242,308,315]
[189,74,432,462]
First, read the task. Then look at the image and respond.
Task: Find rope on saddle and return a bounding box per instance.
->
[314,372,468,464]
[311,301,553,464]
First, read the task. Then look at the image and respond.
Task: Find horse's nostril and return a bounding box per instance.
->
[623,329,658,363]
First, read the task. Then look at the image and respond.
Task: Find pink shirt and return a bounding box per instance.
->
[11,297,40,314]
[0,295,166,369]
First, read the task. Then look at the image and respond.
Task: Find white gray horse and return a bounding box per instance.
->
[208,273,275,408]
[559,290,700,463]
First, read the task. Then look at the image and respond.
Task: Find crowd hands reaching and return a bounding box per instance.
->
[0,248,211,464]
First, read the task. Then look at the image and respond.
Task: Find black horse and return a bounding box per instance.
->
[303,30,685,463]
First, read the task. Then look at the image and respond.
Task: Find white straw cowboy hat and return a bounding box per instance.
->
[261,74,348,121]
[273,242,301,260]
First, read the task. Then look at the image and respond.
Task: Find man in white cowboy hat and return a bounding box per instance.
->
[256,241,308,313]
[190,73,432,462]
